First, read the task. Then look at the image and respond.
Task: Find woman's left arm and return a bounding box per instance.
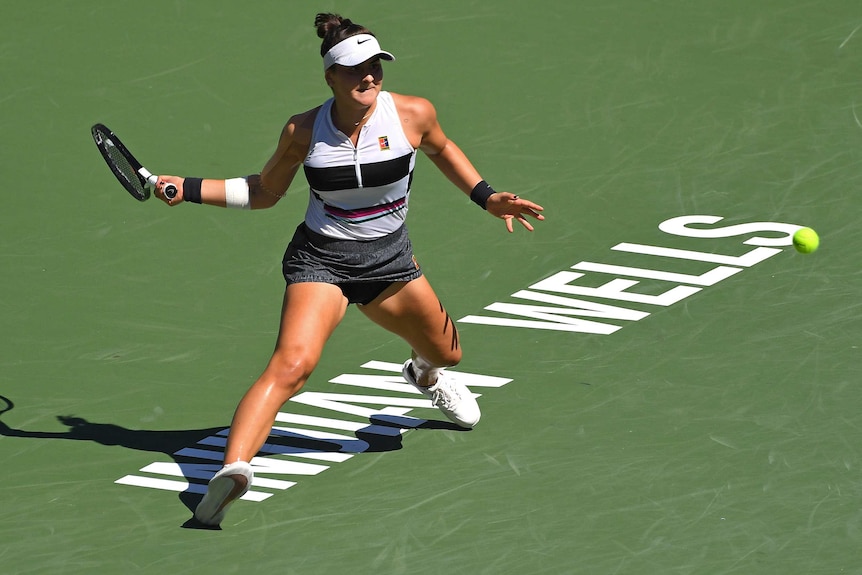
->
[402,94,545,233]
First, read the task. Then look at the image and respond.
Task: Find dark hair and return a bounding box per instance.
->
[314,13,374,56]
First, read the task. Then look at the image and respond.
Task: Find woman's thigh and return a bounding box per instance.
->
[271,282,349,370]
[358,276,461,366]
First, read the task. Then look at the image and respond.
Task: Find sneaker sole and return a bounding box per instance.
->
[194,468,251,526]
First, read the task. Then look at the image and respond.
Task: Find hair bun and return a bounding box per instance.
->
[314,12,343,39]
[314,13,373,56]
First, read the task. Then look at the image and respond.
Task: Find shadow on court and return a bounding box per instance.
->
[0,400,227,518]
[0,414,224,455]
[0,395,466,528]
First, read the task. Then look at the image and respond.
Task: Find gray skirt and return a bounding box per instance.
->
[282,223,423,305]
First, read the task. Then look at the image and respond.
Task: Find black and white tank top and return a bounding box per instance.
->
[302,91,417,240]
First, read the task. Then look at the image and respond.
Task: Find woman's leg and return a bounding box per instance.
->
[223,282,348,464]
[359,276,479,427]
[359,275,462,375]
[195,282,347,526]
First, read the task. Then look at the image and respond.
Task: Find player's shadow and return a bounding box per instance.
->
[0,409,227,513]
[0,395,464,528]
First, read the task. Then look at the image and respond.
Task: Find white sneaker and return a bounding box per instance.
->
[402,360,481,428]
[194,461,253,526]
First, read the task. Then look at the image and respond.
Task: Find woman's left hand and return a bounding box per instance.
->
[486,193,545,232]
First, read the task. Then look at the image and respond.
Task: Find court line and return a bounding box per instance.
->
[839,24,861,49]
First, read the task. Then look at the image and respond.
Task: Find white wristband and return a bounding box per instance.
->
[224,177,251,210]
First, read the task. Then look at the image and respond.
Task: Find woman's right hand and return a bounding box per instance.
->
[154,176,186,205]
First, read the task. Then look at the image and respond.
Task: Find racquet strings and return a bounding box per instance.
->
[94,126,149,200]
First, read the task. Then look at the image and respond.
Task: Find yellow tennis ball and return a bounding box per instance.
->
[792,227,819,254]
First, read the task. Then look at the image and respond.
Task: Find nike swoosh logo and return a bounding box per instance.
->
[357,38,372,44]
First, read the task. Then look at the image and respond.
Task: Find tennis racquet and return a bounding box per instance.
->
[91,123,177,201]
[0,395,13,417]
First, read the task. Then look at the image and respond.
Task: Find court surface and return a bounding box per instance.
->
[2,1,861,573]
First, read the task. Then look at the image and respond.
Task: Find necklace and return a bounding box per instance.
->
[354,111,372,126]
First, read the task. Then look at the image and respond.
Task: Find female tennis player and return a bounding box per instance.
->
[155,13,544,527]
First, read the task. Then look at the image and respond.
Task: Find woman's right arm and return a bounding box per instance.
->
[155,108,317,210]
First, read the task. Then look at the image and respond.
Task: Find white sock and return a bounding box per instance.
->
[412,355,442,387]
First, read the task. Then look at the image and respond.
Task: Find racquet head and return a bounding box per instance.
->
[0,395,13,416]
[91,123,152,201]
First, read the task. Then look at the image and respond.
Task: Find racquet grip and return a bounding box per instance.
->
[142,171,177,201]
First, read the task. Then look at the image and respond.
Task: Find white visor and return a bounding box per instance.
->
[323,34,395,70]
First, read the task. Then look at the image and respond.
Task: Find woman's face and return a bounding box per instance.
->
[326,57,384,109]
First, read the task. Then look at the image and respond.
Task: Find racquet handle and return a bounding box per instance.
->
[143,171,178,201]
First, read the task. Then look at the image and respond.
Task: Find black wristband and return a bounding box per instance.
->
[470,180,496,210]
[183,178,203,204]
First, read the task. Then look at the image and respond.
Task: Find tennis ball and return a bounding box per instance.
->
[792,227,819,254]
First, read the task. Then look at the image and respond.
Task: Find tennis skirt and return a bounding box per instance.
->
[282,223,423,305]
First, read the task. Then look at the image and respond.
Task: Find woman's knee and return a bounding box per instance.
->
[263,350,318,394]
[446,346,463,367]
[422,346,462,369]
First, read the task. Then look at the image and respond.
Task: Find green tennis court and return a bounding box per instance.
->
[2,1,861,573]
